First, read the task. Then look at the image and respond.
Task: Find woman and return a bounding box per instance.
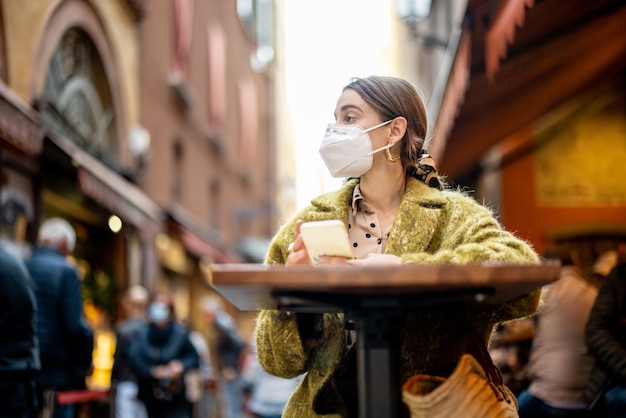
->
[129,293,200,418]
[255,76,541,417]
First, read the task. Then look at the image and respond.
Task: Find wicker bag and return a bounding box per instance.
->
[402,322,519,418]
[402,353,518,418]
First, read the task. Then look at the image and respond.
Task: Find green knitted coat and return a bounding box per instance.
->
[256,177,540,418]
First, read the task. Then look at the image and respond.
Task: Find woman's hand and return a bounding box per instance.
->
[168,360,184,377]
[286,220,354,265]
[286,220,311,265]
[349,253,402,266]
[316,255,353,265]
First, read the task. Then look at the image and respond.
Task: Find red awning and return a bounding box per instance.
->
[437,0,626,180]
[485,0,536,82]
[167,205,239,264]
[179,227,237,263]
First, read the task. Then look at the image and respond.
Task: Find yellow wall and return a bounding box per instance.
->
[2,0,139,129]
[501,83,626,256]
[90,0,140,129]
[2,0,48,98]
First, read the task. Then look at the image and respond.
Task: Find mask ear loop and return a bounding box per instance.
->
[365,119,397,157]
[367,142,393,156]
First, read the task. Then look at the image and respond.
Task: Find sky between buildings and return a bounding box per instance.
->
[284,0,392,208]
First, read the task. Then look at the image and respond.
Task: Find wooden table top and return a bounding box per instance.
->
[210,261,560,311]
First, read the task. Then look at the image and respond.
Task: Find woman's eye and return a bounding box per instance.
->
[343,115,356,123]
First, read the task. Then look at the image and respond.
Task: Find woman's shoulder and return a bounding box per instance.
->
[288,179,357,222]
[405,177,487,208]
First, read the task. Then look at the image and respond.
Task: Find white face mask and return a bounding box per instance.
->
[149,301,170,324]
[319,120,393,178]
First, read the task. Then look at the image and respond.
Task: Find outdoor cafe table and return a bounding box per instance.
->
[210,262,560,418]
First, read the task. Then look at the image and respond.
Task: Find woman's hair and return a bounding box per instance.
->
[344,76,443,189]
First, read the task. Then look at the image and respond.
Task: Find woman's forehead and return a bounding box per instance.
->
[335,89,371,115]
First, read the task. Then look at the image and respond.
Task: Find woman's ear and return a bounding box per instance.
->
[389,117,407,145]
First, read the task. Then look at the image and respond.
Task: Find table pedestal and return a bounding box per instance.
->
[353,309,401,418]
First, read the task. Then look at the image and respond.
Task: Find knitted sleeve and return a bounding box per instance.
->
[399,191,539,266]
[255,310,312,379]
[256,209,328,379]
[398,190,541,322]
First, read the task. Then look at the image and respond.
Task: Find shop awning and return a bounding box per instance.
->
[484,0,535,82]
[179,227,237,263]
[168,206,239,264]
[435,0,626,180]
[0,82,43,157]
[46,132,163,229]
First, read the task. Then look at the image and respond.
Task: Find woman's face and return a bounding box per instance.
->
[334,89,389,150]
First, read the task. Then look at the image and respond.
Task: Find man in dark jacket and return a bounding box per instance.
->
[128,292,200,418]
[0,247,40,418]
[24,217,93,418]
[584,247,626,418]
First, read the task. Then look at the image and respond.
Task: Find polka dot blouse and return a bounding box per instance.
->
[347,184,392,260]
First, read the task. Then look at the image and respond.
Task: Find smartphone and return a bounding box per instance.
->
[299,220,354,263]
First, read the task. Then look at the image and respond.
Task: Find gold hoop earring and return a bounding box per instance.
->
[385,147,400,163]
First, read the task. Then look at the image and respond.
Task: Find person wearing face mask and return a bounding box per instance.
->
[128,293,200,418]
[255,75,541,418]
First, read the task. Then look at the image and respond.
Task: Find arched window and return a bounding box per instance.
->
[39,28,117,163]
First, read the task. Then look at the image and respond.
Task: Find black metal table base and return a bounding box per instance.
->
[274,287,494,418]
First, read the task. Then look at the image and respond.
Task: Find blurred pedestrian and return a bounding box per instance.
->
[128,292,200,418]
[24,217,93,418]
[584,244,626,417]
[517,244,600,417]
[589,250,618,287]
[187,304,219,418]
[242,340,303,418]
[111,285,150,418]
[0,247,39,418]
[201,296,246,418]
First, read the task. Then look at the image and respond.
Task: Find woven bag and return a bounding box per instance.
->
[402,353,518,418]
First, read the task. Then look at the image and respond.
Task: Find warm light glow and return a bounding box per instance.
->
[107,215,122,233]
[156,233,171,250]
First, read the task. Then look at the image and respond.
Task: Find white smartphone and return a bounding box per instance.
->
[299,220,354,263]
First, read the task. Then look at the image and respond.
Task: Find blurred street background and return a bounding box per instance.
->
[0,0,625,416]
